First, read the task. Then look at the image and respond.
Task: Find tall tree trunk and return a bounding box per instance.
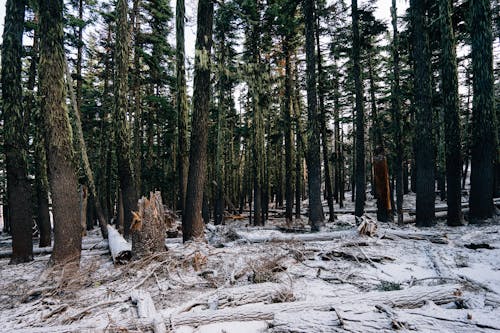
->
[283,39,294,223]
[114,0,137,238]
[2,0,34,263]
[316,14,334,222]
[182,0,213,242]
[391,0,404,225]
[439,0,463,226]
[65,59,109,238]
[469,0,496,222]
[132,0,142,195]
[303,0,324,231]
[177,0,189,213]
[411,0,435,227]
[39,0,82,265]
[352,0,365,218]
[26,15,51,247]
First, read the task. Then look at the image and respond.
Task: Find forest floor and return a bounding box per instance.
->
[0,194,500,332]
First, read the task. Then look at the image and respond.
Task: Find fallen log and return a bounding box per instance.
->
[381,230,449,244]
[171,282,293,315]
[130,289,166,333]
[167,284,461,327]
[107,225,131,264]
[236,229,355,244]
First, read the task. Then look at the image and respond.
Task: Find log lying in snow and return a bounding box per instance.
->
[167,284,462,327]
[130,290,166,333]
[171,282,293,314]
[236,230,355,244]
[108,225,131,264]
[381,230,449,244]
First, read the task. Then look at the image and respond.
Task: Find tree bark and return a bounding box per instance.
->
[114,0,137,238]
[2,0,33,263]
[303,0,324,231]
[391,0,404,225]
[469,0,496,223]
[182,0,213,242]
[39,0,82,265]
[411,0,436,227]
[176,0,189,214]
[352,0,365,218]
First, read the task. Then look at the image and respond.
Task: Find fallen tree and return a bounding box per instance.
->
[167,284,462,327]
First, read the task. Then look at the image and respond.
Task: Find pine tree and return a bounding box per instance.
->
[114,0,137,237]
[469,0,496,222]
[182,0,214,242]
[2,0,34,263]
[39,0,82,265]
[411,0,435,227]
[439,0,463,226]
[176,0,189,213]
[304,0,324,231]
[352,0,365,218]
[391,0,404,225]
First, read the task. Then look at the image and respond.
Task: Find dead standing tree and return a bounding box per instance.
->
[131,192,168,259]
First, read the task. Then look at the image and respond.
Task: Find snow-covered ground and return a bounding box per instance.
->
[0,195,499,332]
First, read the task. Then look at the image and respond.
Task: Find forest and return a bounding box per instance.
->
[0,0,499,332]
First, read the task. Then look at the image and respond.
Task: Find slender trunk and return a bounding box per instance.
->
[132,0,142,195]
[352,0,365,217]
[177,0,189,213]
[182,0,213,242]
[26,15,51,247]
[316,14,334,222]
[65,59,109,238]
[304,0,324,230]
[2,0,33,263]
[283,39,294,223]
[114,0,137,238]
[391,0,404,225]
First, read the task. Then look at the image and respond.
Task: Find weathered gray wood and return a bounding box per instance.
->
[130,290,166,333]
[167,284,461,327]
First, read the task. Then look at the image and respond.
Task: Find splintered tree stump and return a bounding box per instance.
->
[131,192,168,259]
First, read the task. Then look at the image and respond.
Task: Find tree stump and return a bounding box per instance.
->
[131,192,167,259]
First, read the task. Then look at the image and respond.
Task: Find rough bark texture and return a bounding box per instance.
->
[39,0,82,265]
[114,0,137,238]
[439,0,463,226]
[25,16,51,248]
[469,0,496,223]
[304,0,324,231]
[283,40,294,224]
[391,0,404,225]
[176,0,189,214]
[352,0,365,218]
[131,192,167,259]
[411,0,436,227]
[2,0,34,264]
[182,0,213,242]
[373,149,392,222]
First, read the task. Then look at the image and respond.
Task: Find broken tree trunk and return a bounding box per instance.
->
[130,289,167,333]
[167,284,461,327]
[131,191,168,259]
[373,147,392,222]
[107,224,132,264]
